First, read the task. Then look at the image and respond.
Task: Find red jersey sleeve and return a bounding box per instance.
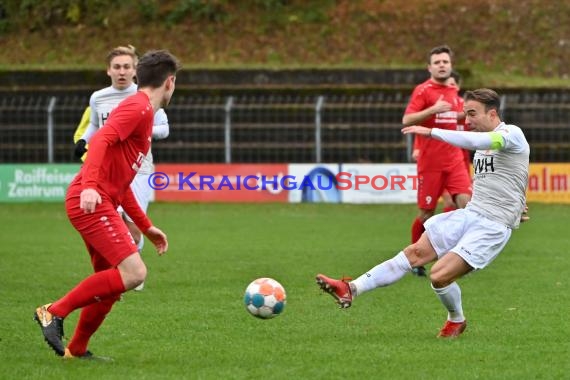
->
[404,86,427,115]
[121,187,153,233]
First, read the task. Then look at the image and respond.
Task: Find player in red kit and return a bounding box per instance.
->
[34,50,181,359]
[441,71,472,212]
[403,46,472,277]
[415,71,472,214]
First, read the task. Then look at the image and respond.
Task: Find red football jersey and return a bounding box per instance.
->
[405,79,465,172]
[71,91,153,206]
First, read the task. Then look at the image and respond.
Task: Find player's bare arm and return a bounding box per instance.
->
[402,125,432,137]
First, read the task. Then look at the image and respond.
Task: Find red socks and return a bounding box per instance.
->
[49,268,125,318]
[411,217,425,243]
[66,297,118,356]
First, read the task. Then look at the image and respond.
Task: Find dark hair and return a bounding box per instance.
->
[464,88,501,112]
[136,50,181,88]
[428,45,453,64]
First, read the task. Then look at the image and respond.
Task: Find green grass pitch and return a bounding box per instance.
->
[1,203,569,379]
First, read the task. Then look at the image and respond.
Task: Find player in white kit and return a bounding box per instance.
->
[316,88,529,338]
[74,46,169,290]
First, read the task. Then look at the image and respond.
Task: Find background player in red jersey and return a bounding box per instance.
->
[34,50,181,359]
[435,71,472,213]
[403,46,472,276]
[441,72,472,211]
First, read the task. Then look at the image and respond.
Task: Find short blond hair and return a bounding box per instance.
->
[106,45,138,67]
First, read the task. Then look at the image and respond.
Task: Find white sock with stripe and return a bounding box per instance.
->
[432,282,465,322]
[351,251,412,296]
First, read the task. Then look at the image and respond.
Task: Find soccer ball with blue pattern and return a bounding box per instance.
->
[244,278,286,319]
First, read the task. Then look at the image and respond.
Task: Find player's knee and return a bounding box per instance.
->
[404,235,437,267]
[132,265,147,285]
[429,268,451,288]
[120,263,147,289]
[403,244,423,267]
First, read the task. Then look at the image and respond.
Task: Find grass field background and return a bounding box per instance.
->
[1,202,569,379]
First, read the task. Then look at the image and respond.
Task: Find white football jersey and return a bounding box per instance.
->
[89,83,138,128]
[467,122,530,228]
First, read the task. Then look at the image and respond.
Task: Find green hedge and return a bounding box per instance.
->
[0,0,294,31]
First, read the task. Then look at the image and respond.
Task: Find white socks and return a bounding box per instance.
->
[351,251,412,296]
[432,282,465,322]
[349,251,466,323]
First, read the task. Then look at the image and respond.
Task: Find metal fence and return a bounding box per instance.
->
[1,90,569,164]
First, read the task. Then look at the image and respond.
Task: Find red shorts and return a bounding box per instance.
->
[66,192,138,272]
[463,149,472,174]
[417,161,472,210]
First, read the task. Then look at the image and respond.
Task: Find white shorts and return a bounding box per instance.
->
[118,173,154,223]
[424,208,512,269]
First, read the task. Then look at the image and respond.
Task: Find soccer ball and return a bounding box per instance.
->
[243,277,286,319]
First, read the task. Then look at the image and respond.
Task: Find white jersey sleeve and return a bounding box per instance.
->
[88,93,99,128]
[80,123,99,143]
[431,128,494,150]
[152,108,169,140]
[80,94,101,142]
